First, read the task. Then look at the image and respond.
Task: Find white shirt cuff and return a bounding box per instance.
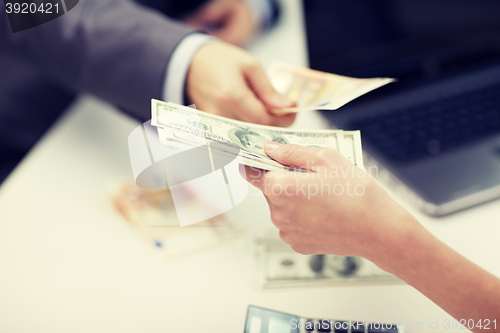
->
[163,33,217,104]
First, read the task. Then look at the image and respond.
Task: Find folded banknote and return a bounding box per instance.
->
[268,62,395,114]
[151,100,364,171]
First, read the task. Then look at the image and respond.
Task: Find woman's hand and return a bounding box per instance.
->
[244,142,418,260]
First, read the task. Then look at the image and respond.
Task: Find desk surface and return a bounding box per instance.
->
[1,1,499,332]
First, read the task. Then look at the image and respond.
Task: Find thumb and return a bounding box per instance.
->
[244,63,294,109]
[264,142,337,171]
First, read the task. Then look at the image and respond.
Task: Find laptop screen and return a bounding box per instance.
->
[305,0,500,82]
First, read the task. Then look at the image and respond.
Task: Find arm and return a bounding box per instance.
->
[183,0,280,45]
[1,0,192,120]
[136,0,280,45]
[244,142,500,331]
[387,223,500,330]
[0,0,294,125]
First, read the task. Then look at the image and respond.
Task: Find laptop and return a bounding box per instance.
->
[244,305,403,333]
[305,0,500,216]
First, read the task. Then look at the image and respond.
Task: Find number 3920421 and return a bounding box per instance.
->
[5,2,59,14]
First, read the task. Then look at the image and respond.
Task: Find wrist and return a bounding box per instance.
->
[163,33,217,105]
[366,211,426,275]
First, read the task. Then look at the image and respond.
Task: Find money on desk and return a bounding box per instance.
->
[151,100,364,171]
[268,62,395,114]
[251,236,399,289]
[111,180,240,258]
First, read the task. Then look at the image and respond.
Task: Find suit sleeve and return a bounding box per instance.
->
[0,0,195,120]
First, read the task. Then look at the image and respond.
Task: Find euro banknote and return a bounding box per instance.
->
[268,62,394,114]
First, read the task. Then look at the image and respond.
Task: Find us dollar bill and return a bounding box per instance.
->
[151,99,364,171]
[252,237,399,289]
[268,62,395,114]
[341,131,363,167]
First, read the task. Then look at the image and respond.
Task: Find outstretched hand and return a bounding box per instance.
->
[243,142,417,260]
[186,42,296,127]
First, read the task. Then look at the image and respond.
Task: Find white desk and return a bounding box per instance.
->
[0,1,499,332]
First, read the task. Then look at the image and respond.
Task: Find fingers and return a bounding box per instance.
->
[263,142,340,170]
[229,85,275,125]
[193,0,229,26]
[211,1,251,45]
[234,90,296,127]
[243,61,294,109]
[240,165,287,204]
[242,166,292,206]
[241,61,297,126]
[224,75,296,127]
[186,41,296,127]
[241,165,264,185]
[186,0,255,46]
[269,113,297,127]
[241,165,272,192]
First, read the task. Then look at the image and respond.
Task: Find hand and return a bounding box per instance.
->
[184,0,258,45]
[243,142,419,261]
[244,143,500,330]
[186,42,296,127]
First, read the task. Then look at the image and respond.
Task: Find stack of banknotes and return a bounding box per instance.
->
[152,99,364,171]
[151,63,393,171]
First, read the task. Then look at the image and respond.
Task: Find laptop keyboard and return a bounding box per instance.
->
[350,83,500,163]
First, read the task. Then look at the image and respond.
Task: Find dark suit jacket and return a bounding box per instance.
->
[0,0,207,181]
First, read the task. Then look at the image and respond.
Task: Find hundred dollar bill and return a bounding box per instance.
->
[268,62,395,114]
[156,126,289,172]
[252,237,399,289]
[151,100,364,171]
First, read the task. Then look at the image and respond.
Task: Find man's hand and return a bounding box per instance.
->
[186,42,296,127]
[243,142,418,259]
[184,0,258,45]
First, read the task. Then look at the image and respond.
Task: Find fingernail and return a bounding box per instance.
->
[264,141,281,151]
